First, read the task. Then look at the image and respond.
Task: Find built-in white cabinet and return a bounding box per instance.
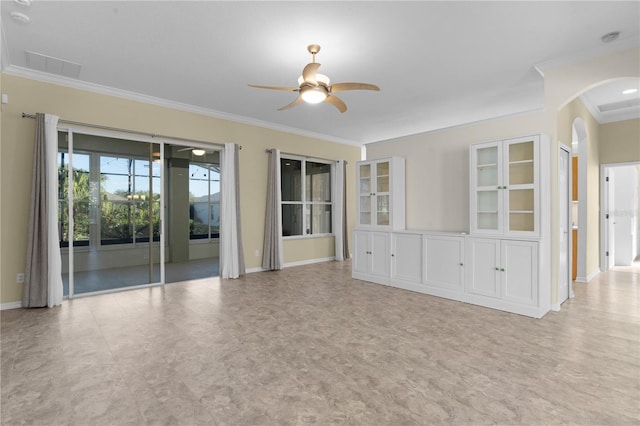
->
[353,230,390,284]
[352,136,550,318]
[390,233,423,285]
[466,238,540,316]
[424,234,465,295]
[470,135,544,238]
[356,157,405,230]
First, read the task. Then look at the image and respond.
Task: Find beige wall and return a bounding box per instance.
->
[0,74,360,304]
[366,111,546,232]
[367,46,639,308]
[557,97,601,279]
[599,118,640,164]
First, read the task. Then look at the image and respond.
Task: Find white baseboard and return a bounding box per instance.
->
[586,269,600,282]
[0,301,22,310]
[550,303,561,312]
[246,256,335,274]
[575,268,601,283]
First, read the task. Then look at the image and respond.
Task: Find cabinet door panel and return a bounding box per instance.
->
[467,238,500,298]
[425,236,463,290]
[502,240,537,306]
[370,232,390,277]
[353,231,370,274]
[391,234,422,283]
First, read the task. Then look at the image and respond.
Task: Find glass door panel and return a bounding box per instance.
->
[358,163,372,225]
[376,161,390,192]
[60,132,162,296]
[376,194,390,226]
[508,188,535,232]
[476,146,498,187]
[477,190,499,231]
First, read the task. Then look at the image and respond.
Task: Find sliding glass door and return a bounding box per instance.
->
[58,129,221,297]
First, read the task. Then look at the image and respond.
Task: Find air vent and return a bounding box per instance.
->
[598,98,640,112]
[25,51,82,79]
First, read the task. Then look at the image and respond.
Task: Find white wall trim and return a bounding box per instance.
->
[2,65,361,147]
[576,268,601,283]
[550,303,561,312]
[246,256,336,274]
[0,301,22,311]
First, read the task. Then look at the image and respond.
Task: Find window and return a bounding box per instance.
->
[57,151,90,247]
[100,156,160,245]
[189,163,220,239]
[281,158,332,237]
[57,149,160,247]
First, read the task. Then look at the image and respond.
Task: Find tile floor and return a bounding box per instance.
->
[1,259,638,425]
[63,257,220,296]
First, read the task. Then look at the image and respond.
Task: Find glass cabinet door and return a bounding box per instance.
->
[358,163,372,225]
[374,161,390,226]
[506,139,536,233]
[474,144,502,233]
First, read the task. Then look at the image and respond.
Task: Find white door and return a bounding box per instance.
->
[467,238,500,298]
[606,170,616,270]
[370,232,390,277]
[391,233,423,284]
[558,147,570,304]
[353,231,370,274]
[501,240,537,306]
[424,235,464,290]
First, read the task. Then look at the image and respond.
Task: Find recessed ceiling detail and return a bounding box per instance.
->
[598,98,640,113]
[25,51,82,79]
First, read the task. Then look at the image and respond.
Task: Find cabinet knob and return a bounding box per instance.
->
[500,268,505,272]
[459,263,463,266]
[391,254,395,257]
[495,267,499,271]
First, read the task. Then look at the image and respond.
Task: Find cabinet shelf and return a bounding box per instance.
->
[477,163,497,168]
[509,210,534,214]
[508,159,534,165]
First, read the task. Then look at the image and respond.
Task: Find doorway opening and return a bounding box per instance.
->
[600,162,640,271]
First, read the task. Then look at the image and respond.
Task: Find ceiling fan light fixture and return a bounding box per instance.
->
[192,149,206,156]
[300,86,327,104]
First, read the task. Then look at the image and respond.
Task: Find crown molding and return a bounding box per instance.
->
[2,65,362,147]
[534,36,639,77]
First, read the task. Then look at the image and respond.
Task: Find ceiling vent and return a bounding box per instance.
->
[25,50,82,79]
[598,98,640,112]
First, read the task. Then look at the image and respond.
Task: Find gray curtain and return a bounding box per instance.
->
[233,144,245,275]
[341,160,350,260]
[23,114,48,307]
[220,142,245,279]
[23,113,63,308]
[262,149,283,270]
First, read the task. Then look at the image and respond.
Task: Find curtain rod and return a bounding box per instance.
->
[21,113,240,150]
[265,148,347,164]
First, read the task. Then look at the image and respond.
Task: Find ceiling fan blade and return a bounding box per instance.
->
[277,96,305,111]
[302,62,321,86]
[248,84,299,91]
[330,82,380,93]
[325,94,347,113]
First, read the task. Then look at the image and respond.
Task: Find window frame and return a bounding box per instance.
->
[280,155,334,240]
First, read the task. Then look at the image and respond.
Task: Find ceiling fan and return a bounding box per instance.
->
[248,44,380,113]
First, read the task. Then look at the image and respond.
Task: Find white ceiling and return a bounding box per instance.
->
[1,1,639,145]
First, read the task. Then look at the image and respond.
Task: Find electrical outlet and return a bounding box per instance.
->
[16,273,25,283]
[255,249,260,257]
